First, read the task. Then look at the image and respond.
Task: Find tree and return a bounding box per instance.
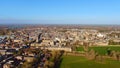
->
[21,61,33,68]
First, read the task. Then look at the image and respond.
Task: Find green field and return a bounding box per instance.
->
[60,55,120,68]
[76,46,120,55]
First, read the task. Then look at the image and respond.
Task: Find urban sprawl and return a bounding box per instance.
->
[0,25,120,68]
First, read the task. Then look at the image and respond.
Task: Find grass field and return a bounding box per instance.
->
[76,46,120,55]
[60,55,120,68]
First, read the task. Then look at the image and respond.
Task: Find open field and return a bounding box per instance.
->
[76,46,120,55]
[60,55,120,68]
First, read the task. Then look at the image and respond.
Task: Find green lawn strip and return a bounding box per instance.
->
[76,46,84,51]
[76,46,120,55]
[60,55,120,68]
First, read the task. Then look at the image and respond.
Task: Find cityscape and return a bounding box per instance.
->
[0,25,120,68]
[0,0,120,68]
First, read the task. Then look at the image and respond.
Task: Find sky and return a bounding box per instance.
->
[0,0,120,24]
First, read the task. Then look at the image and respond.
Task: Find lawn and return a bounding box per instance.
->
[76,46,120,55]
[60,55,120,68]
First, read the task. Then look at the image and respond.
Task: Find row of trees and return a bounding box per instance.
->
[81,42,120,62]
[16,48,64,68]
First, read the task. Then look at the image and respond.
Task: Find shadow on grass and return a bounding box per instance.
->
[54,50,64,68]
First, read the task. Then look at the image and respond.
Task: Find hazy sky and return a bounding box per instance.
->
[0,0,120,24]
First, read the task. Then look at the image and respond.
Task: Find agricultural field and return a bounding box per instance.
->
[76,46,120,55]
[60,55,120,68]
